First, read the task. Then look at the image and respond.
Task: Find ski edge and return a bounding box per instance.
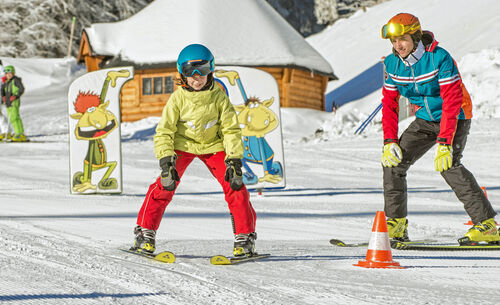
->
[210,253,271,265]
[121,249,176,263]
[390,241,500,251]
[329,239,358,247]
[329,238,437,248]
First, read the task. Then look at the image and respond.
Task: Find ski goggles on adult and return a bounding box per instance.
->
[180,60,212,77]
[381,22,420,39]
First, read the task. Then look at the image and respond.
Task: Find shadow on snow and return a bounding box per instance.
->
[0,292,167,302]
[124,185,500,198]
[0,210,472,220]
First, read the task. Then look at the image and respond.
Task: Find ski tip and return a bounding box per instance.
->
[329,239,347,247]
[210,255,231,265]
[154,251,176,263]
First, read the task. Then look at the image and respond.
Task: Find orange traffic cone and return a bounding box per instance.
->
[354,211,404,269]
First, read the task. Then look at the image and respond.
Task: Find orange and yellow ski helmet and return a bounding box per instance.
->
[381,13,422,39]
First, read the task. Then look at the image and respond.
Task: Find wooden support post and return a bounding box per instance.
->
[67,17,76,57]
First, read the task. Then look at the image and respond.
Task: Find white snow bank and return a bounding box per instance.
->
[307,0,500,91]
[0,57,83,100]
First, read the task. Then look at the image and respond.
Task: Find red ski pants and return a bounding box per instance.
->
[137,150,256,234]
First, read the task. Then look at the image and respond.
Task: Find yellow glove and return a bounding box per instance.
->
[382,143,403,167]
[434,144,453,172]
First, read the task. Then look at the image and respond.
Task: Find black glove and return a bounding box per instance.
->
[224,158,243,191]
[159,155,179,191]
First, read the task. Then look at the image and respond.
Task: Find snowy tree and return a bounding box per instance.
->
[0,0,386,58]
[314,0,338,25]
[0,0,152,58]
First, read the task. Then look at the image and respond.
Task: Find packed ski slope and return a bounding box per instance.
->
[1,1,500,305]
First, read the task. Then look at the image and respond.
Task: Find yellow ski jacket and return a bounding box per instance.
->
[154,83,243,160]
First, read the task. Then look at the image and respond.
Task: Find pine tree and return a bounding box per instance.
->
[314,0,338,25]
[0,0,151,58]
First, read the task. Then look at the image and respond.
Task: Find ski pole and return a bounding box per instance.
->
[359,103,382,133]
[355,103,382,135]
[354,106,376,135]
[354,103,382,135]
[359,103,382,134]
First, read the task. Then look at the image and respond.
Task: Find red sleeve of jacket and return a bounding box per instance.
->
[381,85,400,143]
[437,75,463,145]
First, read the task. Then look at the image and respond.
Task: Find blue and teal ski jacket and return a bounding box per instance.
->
[381,31,472,145]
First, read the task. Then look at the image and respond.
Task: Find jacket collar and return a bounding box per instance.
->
[422,30,439,52]
[400,40,425,66]
[180,81,218,104]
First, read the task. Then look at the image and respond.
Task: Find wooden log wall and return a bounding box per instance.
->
[259,67,327,111]
[78,32,328,121]
[120,68,178,122]
[120,66,328,121]
[78,58,327,121]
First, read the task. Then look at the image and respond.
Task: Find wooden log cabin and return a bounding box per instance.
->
[76,0,336,122]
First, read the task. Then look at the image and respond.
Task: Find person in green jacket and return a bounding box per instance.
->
[0,63,14,141]
[1,65,26,142]
[132,44,258,257]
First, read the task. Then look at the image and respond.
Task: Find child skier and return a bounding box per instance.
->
[132,44,257,257]
[380,13,499,244]
[1,65,26,142]
[0,63,13,141]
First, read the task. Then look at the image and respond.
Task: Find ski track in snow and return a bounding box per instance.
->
[1,129,500,304]
[3,4,500,300]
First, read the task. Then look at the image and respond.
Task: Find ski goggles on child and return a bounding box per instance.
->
[180,60,213,77]
[381,22,420,39]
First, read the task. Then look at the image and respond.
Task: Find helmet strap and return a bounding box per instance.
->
[180,72,214,92]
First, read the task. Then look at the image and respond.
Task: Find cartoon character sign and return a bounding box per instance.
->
[68,67,134,194]
[215,67,285,189]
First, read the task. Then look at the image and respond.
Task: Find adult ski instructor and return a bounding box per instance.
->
[379,13,499,244]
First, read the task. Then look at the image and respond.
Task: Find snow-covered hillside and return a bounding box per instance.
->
[307,0,500,92]
[1,0,500,304]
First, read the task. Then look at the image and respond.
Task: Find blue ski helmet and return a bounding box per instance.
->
[176,44,214,77]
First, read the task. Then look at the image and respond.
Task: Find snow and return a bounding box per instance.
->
[307,0,500,92]
[1,0,500,304]
[85,0,334,77]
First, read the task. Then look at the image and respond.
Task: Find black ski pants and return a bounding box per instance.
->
[383,118,496,224]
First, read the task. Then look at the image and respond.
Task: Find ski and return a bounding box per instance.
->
[329,238,436,248]
[210,253,270,265]
[121,249,176,263]
[390,240,500,251]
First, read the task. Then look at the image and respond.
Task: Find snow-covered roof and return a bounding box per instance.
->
[83,0,335,78]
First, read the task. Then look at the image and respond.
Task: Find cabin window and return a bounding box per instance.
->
[164,76,174,94]
[153,77,163,94]
[141,75,176,97]
[142,78,152,95]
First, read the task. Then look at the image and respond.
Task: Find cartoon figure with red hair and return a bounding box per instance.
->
[70,70,129,192]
